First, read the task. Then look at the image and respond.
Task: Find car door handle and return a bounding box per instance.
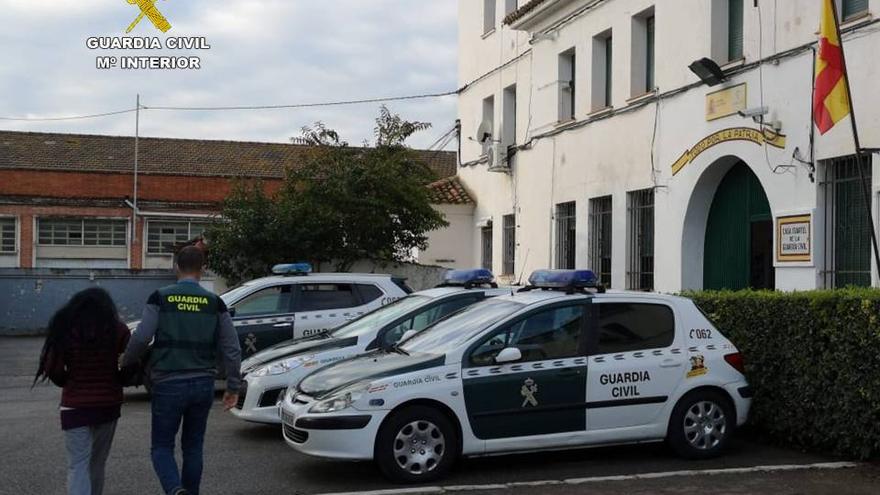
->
[273,322,293,328]
[660,359,682,368]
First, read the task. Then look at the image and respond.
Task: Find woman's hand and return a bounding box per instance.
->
[222,391,239,411]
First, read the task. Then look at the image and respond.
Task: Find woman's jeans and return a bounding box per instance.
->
[150,376,214,495]
[64,419,118,495]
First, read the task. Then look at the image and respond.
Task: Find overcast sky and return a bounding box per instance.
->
[0,0,458,149]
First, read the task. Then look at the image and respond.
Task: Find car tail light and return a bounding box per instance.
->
[724,352,745,374]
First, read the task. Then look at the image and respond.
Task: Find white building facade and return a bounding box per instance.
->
[458,0,880,291]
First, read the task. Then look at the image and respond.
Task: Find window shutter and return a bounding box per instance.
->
[843,0,869,20]
[646,16,655,92]
[728,0,744,61]
[604,36,613,106]
[484,0,496,34]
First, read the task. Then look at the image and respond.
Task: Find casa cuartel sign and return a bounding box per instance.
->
[777,214,812,263]
[670,127,786,176]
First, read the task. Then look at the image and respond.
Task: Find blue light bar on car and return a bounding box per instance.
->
[272,263,313,276]
[528,269,598,289]
[443,268,495,287]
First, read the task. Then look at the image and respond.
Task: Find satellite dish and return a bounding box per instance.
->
[475,120,493,144]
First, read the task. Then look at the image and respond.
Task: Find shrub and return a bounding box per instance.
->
[686,289,880,459]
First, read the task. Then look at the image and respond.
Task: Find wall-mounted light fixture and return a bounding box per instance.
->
[688,58,727,87]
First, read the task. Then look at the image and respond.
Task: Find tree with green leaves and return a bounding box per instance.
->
[207,107,449,285]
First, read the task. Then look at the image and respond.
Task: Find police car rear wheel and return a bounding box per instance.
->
[376,406,458,483]
[668,390,733,459]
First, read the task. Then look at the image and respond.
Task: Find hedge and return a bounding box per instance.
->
[686,289,880,459]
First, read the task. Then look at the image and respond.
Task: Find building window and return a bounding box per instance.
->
[0,218,15,253]
[631,9,655,96]
[589,196,613,287]
[481,95,495,148]
[505,0,518,15]
[483,0,496,35]
[627,189,655,291]
[711,0,744,64]
[502,84,517,146]
[38,218,127,246]
[558,48,576,121]
[555,202,576,269]
[592,31,613,110]
[481,224,494,271]
[147,220,210,255]
[502,214,516,275]
[822,156,873,288]
[842,0,869,20]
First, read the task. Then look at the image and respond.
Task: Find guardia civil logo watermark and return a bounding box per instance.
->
[85,0,211,71]
[125,0,172,33]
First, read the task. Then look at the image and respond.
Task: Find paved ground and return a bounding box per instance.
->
[2,336,877,495]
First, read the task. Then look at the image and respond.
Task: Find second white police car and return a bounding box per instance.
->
[220,263,410,357]
[232,269,510,423]
[280,270,752,482]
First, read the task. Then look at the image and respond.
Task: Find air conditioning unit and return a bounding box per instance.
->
[487,142,511,173]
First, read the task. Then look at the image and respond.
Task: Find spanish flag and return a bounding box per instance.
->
[813,0,851,135]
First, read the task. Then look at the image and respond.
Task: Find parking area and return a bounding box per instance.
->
[2,336,877,495]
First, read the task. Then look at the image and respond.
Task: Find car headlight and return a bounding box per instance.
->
[251,355,315,377]
[309,384,370,414]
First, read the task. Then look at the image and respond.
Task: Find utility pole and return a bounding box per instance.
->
[133,94,140,244]
[831,5,880,284]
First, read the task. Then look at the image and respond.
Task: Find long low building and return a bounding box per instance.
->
[457,0,880,291]
[0,130,468,329]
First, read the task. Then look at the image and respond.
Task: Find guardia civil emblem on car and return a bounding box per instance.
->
[520,378,538,407]
[244,333,258,354]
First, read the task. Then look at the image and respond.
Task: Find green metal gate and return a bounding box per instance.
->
[703,163,773,290]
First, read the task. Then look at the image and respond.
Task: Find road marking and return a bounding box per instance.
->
[317,462,859,495]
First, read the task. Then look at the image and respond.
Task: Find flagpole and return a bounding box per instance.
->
[830,3,880,284]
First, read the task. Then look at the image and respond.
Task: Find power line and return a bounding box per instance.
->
[426,124,458,151]
[0,108,138,122]
[141,90,458,112]
[0,90,459,122]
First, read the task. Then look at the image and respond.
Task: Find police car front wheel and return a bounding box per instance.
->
[667,390,734,459]
[375,406,458,483]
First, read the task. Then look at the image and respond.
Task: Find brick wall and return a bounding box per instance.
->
[0,170,283,269]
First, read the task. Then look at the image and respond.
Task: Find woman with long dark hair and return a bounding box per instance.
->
[35,287,131,495]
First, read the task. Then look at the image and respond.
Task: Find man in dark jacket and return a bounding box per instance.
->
[122,246,241,495]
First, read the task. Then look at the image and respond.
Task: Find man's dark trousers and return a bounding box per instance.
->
[151,376,215,495]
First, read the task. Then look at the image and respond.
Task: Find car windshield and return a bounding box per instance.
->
[220,282,259,305]
[400,299,524,355]
[330,295,431,338]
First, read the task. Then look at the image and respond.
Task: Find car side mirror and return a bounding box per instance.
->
[228,308,236,318]
[494,347,522,364]
[398,329,419,343]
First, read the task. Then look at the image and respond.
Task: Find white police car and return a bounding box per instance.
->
[280,270,752,483]
[232,269,510,424]
[220,263,410,357]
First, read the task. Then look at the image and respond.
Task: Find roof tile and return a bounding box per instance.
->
[426,176,474,205]
[503,0,551,25]
[0,130,457,180]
